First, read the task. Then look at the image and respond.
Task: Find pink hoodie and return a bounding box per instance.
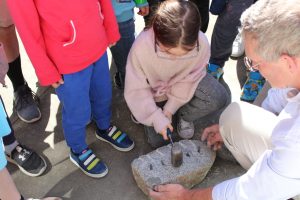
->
[125,29,210,133]
[7,0,120,86]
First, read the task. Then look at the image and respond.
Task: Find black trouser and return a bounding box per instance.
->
[144,0,210,33]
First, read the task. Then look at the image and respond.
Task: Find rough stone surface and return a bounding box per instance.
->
[131,140,216,195]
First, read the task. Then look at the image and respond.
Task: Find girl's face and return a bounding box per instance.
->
[154,37,199,59]
[158,43,192,57]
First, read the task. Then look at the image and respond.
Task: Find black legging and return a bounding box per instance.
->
[144,0,210,33]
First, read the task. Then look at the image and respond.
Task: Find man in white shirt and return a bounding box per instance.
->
[149,0,300,199]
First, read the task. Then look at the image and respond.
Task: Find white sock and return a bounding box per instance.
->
[4,140,19,155]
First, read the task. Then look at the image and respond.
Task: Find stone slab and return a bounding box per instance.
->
[131,140,216,195]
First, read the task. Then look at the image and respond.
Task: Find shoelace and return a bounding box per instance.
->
[15,86,40,109]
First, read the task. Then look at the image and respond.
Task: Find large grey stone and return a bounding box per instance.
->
[131,140,216,195]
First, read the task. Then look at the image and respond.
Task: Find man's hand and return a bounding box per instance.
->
[52,78,64,89]
[159,124,173,140]
[149,184,213,200]
[201,124,223,151]
[137,6,149,16]
[149,184,189,200]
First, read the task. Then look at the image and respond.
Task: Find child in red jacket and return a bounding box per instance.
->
[7,0,134,178]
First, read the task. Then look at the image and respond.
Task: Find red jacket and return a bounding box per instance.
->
[7,0,120,86]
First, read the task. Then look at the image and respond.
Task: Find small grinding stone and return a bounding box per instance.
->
[131,140,216,195]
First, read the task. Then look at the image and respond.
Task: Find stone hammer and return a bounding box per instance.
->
[167,128,183,167]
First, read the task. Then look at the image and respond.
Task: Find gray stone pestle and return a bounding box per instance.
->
[167,128,183,167]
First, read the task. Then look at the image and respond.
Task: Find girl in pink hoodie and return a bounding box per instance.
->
[125,0,231,148]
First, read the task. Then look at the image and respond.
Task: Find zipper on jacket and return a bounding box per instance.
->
[63,20,77,47]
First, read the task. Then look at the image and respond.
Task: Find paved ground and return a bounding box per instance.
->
[0,13,246,200]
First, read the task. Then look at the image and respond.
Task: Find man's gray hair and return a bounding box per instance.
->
[241,0,300,61]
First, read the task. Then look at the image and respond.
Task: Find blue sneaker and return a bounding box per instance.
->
[70,148,108,178]
[96,125,134,152]
[240,71,265,102]
[207,63,224,80]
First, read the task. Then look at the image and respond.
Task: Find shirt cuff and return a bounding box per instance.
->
[212,178,238,200]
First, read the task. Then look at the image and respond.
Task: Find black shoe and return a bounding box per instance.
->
[6,144,47,177]
[14,84,41,123]
[114,72,124,89]
[144,126,169,149]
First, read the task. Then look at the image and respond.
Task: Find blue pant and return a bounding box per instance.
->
[110,19,135,86]
[55,52,112,153]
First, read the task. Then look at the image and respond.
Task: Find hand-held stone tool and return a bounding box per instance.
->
[167,128,183,167]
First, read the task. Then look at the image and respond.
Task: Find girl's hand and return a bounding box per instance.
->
[159,124,173,140]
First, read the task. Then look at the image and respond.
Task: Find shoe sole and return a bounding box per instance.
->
[95,132,135,152]
[69,155,108,178]
[17,109,42,123]
[6,155,47,177]
[229,52,245,60]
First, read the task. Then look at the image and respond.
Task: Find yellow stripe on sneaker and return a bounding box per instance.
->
[112,130,122,140]
[87,158,100,171]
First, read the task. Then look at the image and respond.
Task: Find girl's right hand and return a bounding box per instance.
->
[52,78,64,88]
[159,124,173,140]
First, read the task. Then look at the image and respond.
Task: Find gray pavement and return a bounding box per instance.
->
[0,14,246,200]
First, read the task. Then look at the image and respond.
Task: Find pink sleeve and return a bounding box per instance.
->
[124,48,170,133]
[7,0,61,86]
[164,34,211,114]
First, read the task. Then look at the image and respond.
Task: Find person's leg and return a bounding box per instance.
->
[55,65,108,178]
[0,167,21,200]
[219,101,277,169]
[110,19,135,89]
[1,96,46,177]
[91,52,134,151]
[178,73,231,139]
[209,0,254,68]
[0,135,20,200]
[55,68,92,154]
[0,18,40,123]
[1,139,60,200]
[189,0,210,33]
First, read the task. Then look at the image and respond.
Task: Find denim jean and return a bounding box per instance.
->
[144,73,231,148]
[55,52,112,153]
[209,0,254,67]
[110,19,135,87]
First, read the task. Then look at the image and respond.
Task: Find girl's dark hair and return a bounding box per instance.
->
[150,0,201,50]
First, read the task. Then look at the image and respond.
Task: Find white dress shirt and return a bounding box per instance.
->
[212,88,300,199]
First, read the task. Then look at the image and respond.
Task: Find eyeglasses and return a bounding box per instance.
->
[244,56,260,72]
[154,37,200,60]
